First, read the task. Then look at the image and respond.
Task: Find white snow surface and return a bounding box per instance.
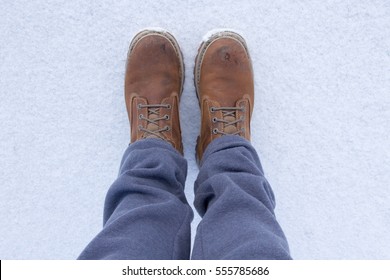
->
[0,0,389,259]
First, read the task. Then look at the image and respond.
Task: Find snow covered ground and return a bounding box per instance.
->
[0,0,389,259]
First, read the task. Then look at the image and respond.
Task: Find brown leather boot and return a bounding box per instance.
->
[194,31,254,162]
[125,30,184,154]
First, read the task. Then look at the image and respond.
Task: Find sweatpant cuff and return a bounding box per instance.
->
[200,135,254,166]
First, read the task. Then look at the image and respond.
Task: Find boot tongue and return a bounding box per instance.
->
[223,115,238,134]
[145,111,160,139]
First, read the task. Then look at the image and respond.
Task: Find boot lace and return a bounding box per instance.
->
[210,106,245,135]
[138,104,171,139]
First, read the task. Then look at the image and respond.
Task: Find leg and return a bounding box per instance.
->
[192,136,291,259]
[79,29,191,259]
[192,30,291,259]
[79,139,193,259]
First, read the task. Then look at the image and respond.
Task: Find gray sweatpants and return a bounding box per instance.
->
[78,136,291,259]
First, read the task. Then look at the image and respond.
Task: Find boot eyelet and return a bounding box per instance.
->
[138,125,143,131]
[212,117,217,123]
[138,114,143,119]
[165,126,171,131]
[166,104,172,109]
[212,128,218,134]
[137,104,142,110]
[165,115,170,120]
[210,107,215,112]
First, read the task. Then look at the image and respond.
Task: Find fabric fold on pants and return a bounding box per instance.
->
[78,136,291,260]
[192,135,291,259]
[78,139,193,260]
